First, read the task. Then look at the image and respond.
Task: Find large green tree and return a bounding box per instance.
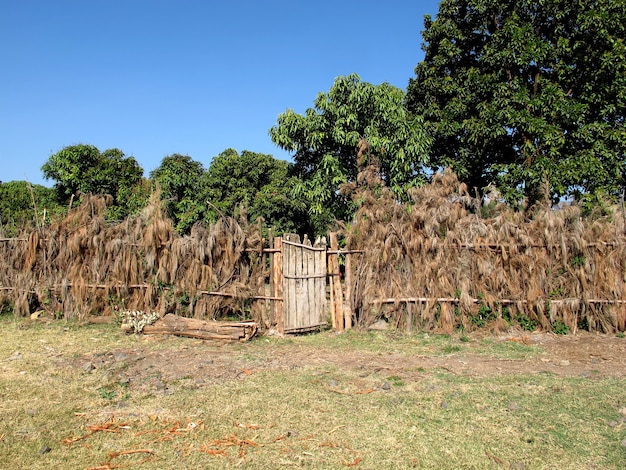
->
[41,144,144,218]
[149,154,205,233]
[270,74,430,220]
[406,0,626,205]
[203,149,313,235]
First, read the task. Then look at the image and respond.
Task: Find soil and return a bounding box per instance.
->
[74,331,626,396]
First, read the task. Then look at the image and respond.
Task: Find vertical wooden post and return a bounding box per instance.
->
[328,249,336,330]
[273,237,284,334]
[344,251,353,330]
[314,236,327,329]
[268,229,274,328]
[329,232,344,332]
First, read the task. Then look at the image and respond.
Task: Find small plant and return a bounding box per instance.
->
[0,301,13,316]
[386,375,405,387]
[98,388,116,400]
[501,306,512,324]
[552,319,569,335]
[460,335,470,343]
[616,332,625,339]
[470,305,496,328]
[549,287,564,299]
[570,254,586,268]
[516,314,537,331]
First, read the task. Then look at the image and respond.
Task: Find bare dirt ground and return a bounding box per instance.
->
[72,331,626,397]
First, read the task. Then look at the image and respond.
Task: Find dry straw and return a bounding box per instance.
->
[342,143,626,334]
[0,191,265,322]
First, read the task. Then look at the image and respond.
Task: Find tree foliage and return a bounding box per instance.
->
[0,181,61,236]
[270,74,430,220]
[149,154,205,234]
[203,149,313,235]
[41,144,145,218]
[406,0,626,205]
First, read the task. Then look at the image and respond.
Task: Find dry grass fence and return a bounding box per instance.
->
[2,169,626,335]
[342,161,626,334]
[0,192,266,322]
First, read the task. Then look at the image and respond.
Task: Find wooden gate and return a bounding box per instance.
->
[281,234,327,333]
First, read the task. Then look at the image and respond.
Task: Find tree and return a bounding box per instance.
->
[41,144,144,217]
[0,181,61,235]
[406,0,626,205]
[270,74,430,221]
[149,154,206,233]
[202,149,313,235]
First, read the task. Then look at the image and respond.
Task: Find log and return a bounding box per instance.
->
[122,314,258,342]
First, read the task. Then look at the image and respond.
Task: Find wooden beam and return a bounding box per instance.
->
[122,314,258,342]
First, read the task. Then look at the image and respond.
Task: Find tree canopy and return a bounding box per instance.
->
[406,0,626,205]
[41,144,144,218]
[149,154,206,233]
[0,181,61,236]
[270,74,431,220]
[147,150,314,235]
[203,149,313,235]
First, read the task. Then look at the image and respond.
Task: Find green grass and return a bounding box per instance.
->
[0,318,624,469]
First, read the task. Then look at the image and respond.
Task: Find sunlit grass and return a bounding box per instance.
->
[0,318,623,469]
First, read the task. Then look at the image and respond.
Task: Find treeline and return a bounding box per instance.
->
[2,0,625,236]
[1,147,315,237]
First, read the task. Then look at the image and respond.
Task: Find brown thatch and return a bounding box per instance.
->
[343,163,626,334]
[0,191,266,322]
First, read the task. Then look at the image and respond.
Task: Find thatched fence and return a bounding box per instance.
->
[2,169,626,335]
[342,166,626,334]
[0,193,267,322]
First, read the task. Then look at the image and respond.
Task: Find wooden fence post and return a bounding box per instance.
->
[273,237,284,334]
[328,232,344,332]
[344,251,353,330]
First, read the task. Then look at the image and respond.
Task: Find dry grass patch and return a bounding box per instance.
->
[0,318,624,469]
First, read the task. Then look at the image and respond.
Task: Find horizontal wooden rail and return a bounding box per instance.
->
[0,285,280,301]
[377,297,626,305]
[281,239,327,251]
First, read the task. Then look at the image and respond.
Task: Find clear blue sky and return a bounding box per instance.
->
[1,0,440,186]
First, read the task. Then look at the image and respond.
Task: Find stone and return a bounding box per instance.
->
[368,319,389,331]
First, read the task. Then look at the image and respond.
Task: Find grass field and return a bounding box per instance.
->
[0,316,624,469]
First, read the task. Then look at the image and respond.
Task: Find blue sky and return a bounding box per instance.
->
[1,0,440,186]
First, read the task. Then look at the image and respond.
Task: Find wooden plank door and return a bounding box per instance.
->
[282,234,327,333]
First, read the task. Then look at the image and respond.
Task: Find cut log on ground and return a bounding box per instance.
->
[121,314,258,342]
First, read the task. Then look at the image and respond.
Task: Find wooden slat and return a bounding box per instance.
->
[328,232,344,332]
[294,234,305,328]
[273,237,284,334]
[284,234,298,330]
[314,236,327,329]
[344,250,353,330]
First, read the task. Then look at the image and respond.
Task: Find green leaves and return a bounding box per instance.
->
[41,144,145,219]
[407,0,626,206]
[147,150,314,236]
[270,74,431,229]
[201,149,313,236]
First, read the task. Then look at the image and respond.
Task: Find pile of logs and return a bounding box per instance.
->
[121,314,258,342]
